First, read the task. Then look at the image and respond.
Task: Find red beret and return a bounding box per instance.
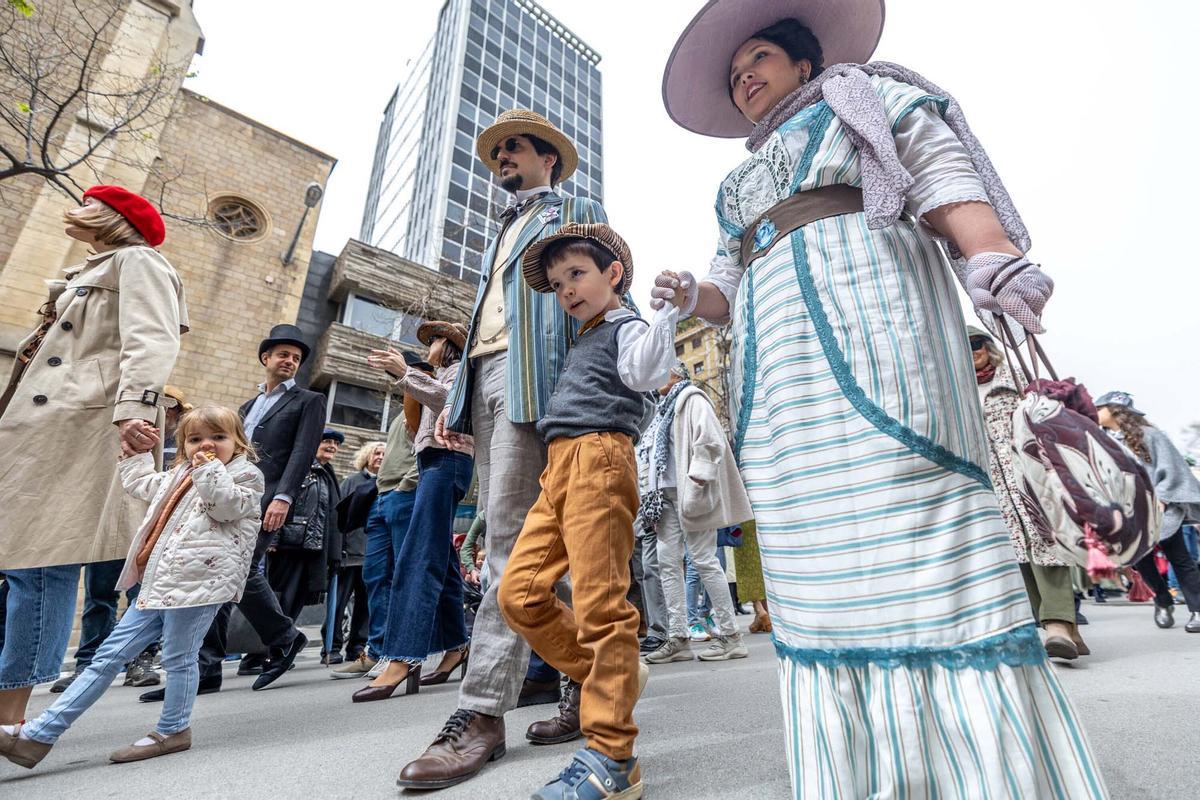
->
[82,185,166,247]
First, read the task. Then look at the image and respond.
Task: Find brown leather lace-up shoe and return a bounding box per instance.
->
[396,709,506,790]
[526,679,582,745]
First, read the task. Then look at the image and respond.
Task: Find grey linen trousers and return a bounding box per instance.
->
[458,352,550,716]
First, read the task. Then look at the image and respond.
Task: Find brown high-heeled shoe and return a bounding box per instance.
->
[351,664,422,703]
[420,648,468,686]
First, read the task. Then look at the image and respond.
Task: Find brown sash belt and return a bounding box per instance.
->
[740,184,864,267]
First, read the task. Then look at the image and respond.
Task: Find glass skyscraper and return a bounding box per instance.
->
[361,0,603,284]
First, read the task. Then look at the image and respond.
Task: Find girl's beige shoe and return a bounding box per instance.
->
[109,728,192,763]
[0,724,52,769]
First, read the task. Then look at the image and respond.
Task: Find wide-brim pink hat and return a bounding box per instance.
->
[662,0,886,139]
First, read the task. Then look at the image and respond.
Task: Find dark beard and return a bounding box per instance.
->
[500,173,523,192]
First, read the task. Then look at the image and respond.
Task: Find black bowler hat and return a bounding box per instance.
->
[258,324,311,364]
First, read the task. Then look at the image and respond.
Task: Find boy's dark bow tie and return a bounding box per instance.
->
[500,191,551,222]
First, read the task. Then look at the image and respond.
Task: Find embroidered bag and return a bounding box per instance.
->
[999,325,1160,578]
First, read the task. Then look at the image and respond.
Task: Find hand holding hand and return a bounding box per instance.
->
[963,253,1053,334]
[465,569,480,587]
[262,498,291,532]
[366,347,408,378]
[118,419,160,457]
[649,270,699,315]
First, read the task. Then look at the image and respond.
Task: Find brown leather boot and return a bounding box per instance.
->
[526,679,582,745]
[0,724,52,769]
[396,709,506,790]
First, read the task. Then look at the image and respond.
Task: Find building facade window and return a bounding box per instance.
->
[209,196,268,242]
[343,294,424,347]
[329,382,386,430]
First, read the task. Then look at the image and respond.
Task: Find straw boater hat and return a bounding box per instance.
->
[416,321,468,351]
[662,0,886,138]
[475,109,579,183]
[163,385,193,413]
[520,222,633,295]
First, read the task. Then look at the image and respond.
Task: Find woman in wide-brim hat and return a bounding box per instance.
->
[651,2,1104,796]
[360,322,474,701]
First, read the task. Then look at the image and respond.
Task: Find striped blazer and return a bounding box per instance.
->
[446,192,607,433]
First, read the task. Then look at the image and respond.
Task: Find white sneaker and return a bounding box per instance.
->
[644,637,695,664]
[688,623,711,642]
[698,633,749,661]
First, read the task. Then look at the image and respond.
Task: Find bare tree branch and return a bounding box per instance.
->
[0,0,206,223]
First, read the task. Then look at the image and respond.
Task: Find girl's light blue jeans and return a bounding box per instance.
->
[24,602,220,744]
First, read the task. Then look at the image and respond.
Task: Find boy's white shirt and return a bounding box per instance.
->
[610,304,679,393]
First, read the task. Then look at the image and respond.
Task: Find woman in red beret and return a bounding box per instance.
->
[0,186,188,727]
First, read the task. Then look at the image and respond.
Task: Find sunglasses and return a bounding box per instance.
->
[969,336,989,351]
[489,137,523,161]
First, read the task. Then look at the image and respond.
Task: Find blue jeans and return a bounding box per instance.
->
[24,603,219,743]
[526,651,559,683]
[75,559,139,670]
[362,487,417,658]
[382,449,472,663]
[0,565,81,689]
[685,546,726,627]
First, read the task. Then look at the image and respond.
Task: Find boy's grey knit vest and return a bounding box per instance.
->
[537,315,648,445]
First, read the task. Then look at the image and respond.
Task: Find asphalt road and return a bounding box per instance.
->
[2,602,1195,799]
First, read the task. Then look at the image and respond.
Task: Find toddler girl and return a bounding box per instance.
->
[0,406,264,768]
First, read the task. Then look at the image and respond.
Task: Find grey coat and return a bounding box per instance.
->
[1143,427,1200,540]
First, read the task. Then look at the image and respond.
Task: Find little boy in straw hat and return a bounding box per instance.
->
[497,222,679,800]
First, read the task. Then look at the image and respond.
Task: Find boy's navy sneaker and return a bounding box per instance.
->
[532,747,642,799]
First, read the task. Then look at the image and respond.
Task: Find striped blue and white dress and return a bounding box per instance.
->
[704,76,1106,799]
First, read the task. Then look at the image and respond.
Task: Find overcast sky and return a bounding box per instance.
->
[185,0,1199,448]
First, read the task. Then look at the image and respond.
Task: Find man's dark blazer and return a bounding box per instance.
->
[238,384,326,513]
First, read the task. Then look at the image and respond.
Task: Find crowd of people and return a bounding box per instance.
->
[1,1,1198,798]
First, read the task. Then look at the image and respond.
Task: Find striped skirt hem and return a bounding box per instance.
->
[775,636,1108,800]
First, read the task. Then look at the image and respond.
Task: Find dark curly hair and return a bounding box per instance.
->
[729,19,825,104]
[1107,405,1154,463]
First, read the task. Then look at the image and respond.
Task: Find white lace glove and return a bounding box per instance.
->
[962,253,1053,334]
[649,270,699,317]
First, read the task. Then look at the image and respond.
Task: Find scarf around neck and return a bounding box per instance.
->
[636,379,692,528]
[974,362,996,385]
[745,61,1030,259]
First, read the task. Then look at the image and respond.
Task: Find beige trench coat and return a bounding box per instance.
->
[0,245,189,570]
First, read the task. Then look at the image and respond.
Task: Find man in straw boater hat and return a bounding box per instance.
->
[397,110,610,791]
[648,1,1105,798]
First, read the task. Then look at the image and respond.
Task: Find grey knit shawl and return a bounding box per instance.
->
[746,61,1030,259]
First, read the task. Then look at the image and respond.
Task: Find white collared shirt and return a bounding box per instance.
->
[611,305,679,393]
[243,377,297,503]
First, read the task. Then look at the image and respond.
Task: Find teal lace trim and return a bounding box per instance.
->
[790,235,991,489]
[732,266,757,459]
[789,104,835,193]
[774,625,1045,670]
